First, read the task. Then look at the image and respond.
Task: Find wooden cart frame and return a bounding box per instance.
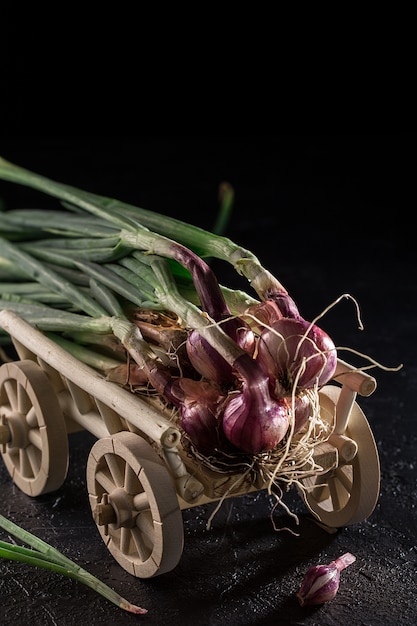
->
[0,309,380,578]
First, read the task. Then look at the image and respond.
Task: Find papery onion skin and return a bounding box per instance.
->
[297,564,340,606]
[284,393,312,434]
[144,361,230,456]
[297,553,356,607]
[266,291,300,319]
[257,318,337,392]
[167,378,228,456]
[186,319,255,385]
[186,330,230,383]
[180,402,225,456]
[244,299,283,334]
[106,363,149,386]
[222,390,289,454]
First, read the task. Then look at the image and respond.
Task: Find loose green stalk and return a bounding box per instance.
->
[0,514,147,614]
[211,181,234,236]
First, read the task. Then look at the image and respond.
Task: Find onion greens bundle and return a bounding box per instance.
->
[0,156,340,464]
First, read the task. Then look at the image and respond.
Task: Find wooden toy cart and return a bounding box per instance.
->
[0,309,380,578]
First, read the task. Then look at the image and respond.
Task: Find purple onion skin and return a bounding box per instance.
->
[180,402,225,456]
[148,362,230,456]
[186,319,255,385]
[297,553,356,606]
[245,300,283,333]
[284,393,312,434]
[297,564,341,606]
[222,386,289,454]
[166,377,229,455]
[220,353,290,454]
[122,350,229,456]
[257,317,337,392]
[186,330,229,383]
[265,291,300,319]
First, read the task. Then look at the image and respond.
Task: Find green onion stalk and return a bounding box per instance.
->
[0,514,147,614]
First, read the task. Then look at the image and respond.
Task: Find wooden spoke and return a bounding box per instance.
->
[25,444,42,476]
[104,452,124,488]
[124,462,138,495]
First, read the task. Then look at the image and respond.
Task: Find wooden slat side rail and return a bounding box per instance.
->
[0,310,181,449]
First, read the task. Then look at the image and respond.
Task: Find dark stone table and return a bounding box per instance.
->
[0,136,415,625]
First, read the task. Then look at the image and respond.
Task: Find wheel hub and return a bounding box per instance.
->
[95,487,137,529]
[1,412,29,449]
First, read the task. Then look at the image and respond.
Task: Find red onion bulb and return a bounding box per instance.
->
[186,321,255,385]
[256,317,337,393]
[222,384,289,454]
[174,378,227,455]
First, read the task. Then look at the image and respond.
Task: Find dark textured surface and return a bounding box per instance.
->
[0,136,416,625]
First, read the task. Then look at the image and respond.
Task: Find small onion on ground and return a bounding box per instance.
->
[297,552,357,606]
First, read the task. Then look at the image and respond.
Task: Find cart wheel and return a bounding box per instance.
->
[300,384,380,528]
[87,431,184,578]
[0,360,69,496]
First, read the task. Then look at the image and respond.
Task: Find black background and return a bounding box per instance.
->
[0,135,416,625]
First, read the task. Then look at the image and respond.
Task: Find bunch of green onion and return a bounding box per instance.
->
[0,156,338,457]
